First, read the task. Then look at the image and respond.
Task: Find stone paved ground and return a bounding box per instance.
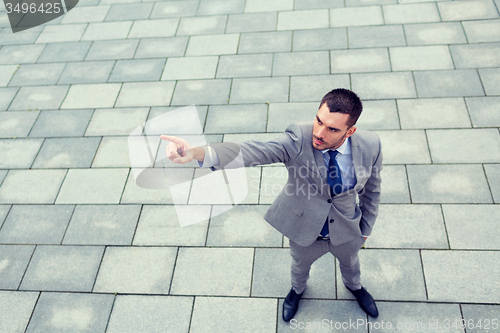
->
[0,0,500,332]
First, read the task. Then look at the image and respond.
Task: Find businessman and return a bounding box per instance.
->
[161,89,382,321]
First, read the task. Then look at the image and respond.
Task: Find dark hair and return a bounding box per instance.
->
[319,89,362,127]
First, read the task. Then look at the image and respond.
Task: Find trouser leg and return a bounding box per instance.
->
[289,239,329,294]
[329,237,365,290]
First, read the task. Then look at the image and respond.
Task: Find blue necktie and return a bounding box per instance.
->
[320,150,343,237]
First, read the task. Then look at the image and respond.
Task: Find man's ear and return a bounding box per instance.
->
[346,126,357,138]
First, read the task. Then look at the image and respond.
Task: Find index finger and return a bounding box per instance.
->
[160,135,182,144]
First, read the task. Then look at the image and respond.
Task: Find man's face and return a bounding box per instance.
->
[312,103,357,150]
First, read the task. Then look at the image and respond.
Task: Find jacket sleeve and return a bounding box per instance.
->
[358,136,383,236]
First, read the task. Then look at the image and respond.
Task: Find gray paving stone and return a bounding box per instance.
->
[191,297,277,333]
[94,246,177,294]
[58,61,114,84]
[217,53,272,78]
[197,0,245,15]
[461,304,500,333]
[485,164,500,203]
[466,97,500,128]
[205,104,268,133]
[0,87,17,111]
[35,24,87,44]
[26,292,114,333]
[331,48,390,73]
[407,164,492,203]
[85,39,139,60]
[110,59,165,82]
[0,132,40,160]
[238,31,292,54]
[295,0,343,9]
[422,250,500,303]
[463,19,500,43]
[186,33,239,56]
[222,133,281,144]
[268,102,317,132]
[277,9,329,30]
[56,168,129,204]
[171,247,253,296]
[150,0,198,18]
[244,0,293,13]
[128,18,179,38]
[352,72,416,99]
[21,245,104,292]
[162,56,217,80]
[277,299,366,332]
[0,169,66,204]
[33,137,100,168]
[230,77,289,104]
[62,205,140,245]
[0,205,73,244]
[375,130,430,164]
[427,129,500,163]
[451,43,500,69]
[226,12,277,33]
[398,98,471,129]
[290,75,350,103]
[0,291,38,333]
[348,25,406,48]
[0,111,40,138]
[260,166,288,203]
[0,172,7,187]
[390,45,454,71]
[81,21,133,41]
[106,295,193,333]
[133,205,209,246]
[0,245,35,289]
[207,205,282,247]
[404,22,467,46]
[356,100,400,131]
[29,109,93,137]
[330,6,384,27]
[252,248,337,299]
[0,27,42,45]
[92,135,160,167]
[0,65,17,87]
[383,3,440,24]
[37,42,91,63]
[177,15,227,36]
[443,204,499,250]
[60,5,110,23]
[379,165,410,203]
[115,81,176,107]
[479,68,500,96]
[337,249,427,301]
[369,302,463,333]
[414,70,484,98]
[134,37,188,59]
[171,79,231,105]
[105,3,153,21]
[273,51,330,76]
[9,85,68,111]
[293,28,347,51]
[437,0,499,21]
[368,204,448,249]
[61,83,121,109]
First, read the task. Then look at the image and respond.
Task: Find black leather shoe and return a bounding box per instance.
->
[346,286,379,318]
[282,288,303,322]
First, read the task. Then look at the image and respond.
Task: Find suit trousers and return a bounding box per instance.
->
[289,236,365,294]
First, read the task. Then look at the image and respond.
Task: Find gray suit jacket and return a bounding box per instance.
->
[210,122,382,247]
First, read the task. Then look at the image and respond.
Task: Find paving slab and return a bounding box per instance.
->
[33,42,89,63]
[85,107,149,136]
[62,205,140,245]
[451,43,500,69]
[55,168,129,204]
[293,28,347,51]
[85,39,139,60]
[277,9,329,30]
[116,81,176,107]
[0,27,42,45]
[0,138,42,168]
[331,48,390,73]
[9,85,69,111]
[397,98,471,129]
[479,68,500,96]
[466,97,500,127]
[404,22,467,46]
[383,2,440,24]
[61,83,121,109]
[177,15,227,36]
[226,12,277,33]
[162,56,218,80]
[35,24,87,43]
[463,19,500,43]
[330,6,384,27]
[93,246,177,294]
[0,291,39,333]
[267,102,318,132]
[58,61,115,84]
[0,169,66,204]
[0,205,73,245]
[197,0,245,16]
[133,204,209,246]
[105,3,153,21]
[427,129,500,163]
[205,104,268,133]
[20,245,104,292]
[128,18,179,38]
[437,0,499,21]
[368,204,448,249]
[134,37,188,58]
[60,5,110,23]
[484,164,500,203]
[0,204,9,224]
[390,45,454,71]
[230,77,289,104]
[171,247,254,296]
[378,165,411,203]
[244,0,293,13]
[273,51,330,76]
[289,75,350,102]
[238,31,292,54]
[352,72,416,99]
[407,164,492,204]
[171,79,231,105]
[461,304,500,333]
[217,53,273,78]
[191,297,277,333]
[150,1,199,19]
[414,70,485,98]
[81,21,133,41]
[186,33,239,56]
[111,58,166,82]
[92,135,159,168]
[32,137,101,168]
[0,64,17,86]
[356,100,400,131]
[26,292,114,333]
[0,245,35,289]
[348,25,406,48]
[294,0,343,9]
[106,295,194,333]
[0,87,18,111]
[375,130,431,164]
[422,250,500,303]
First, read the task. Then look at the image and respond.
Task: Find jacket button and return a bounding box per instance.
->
[329,219,334,223]
[327,199,332,203]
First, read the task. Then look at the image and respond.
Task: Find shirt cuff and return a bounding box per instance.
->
[197,146,220,168]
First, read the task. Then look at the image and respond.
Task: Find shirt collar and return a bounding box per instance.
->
[321,137,351,155]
